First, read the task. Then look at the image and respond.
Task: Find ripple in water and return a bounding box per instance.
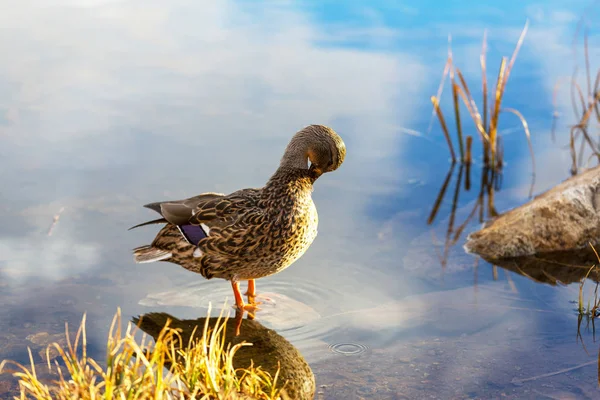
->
[138,265,384,357]
[329,342,369,356]
[139,276,345,332]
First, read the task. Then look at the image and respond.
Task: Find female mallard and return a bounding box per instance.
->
[131,125,345,315]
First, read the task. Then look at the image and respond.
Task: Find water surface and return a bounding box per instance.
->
[1,1,600,398]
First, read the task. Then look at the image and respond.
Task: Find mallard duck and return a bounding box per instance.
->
[130,125,345,315]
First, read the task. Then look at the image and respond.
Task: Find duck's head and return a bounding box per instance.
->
[280,125,346,177]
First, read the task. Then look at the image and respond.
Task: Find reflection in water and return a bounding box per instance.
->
[427,163,503,272]
[2,0,600,397]
[133,312,315,400]
[483,248,600,387]
[482,247,600,286]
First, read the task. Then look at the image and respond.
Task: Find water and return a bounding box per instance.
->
[1,0,600,398]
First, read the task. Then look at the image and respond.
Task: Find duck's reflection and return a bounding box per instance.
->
[132,312,315,400]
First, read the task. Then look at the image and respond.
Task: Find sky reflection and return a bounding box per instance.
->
[1,0,600,398]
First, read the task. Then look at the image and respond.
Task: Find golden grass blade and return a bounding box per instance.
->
[427,55,452,135]
[455,69,490,142]
[451,78,465,161]
[2,306,284,399]
[503,20,528,94]
[447,36,464,161]
[431,95,457,161]
[501,108,536,174]
[489,57,507,167]
[589,242,600,263]
[489,21,528,168]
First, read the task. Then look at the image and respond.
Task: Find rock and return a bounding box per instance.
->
[26,331,68,363]
[133,312,315,400]
[465,165,600,258]
[0,380,12,394]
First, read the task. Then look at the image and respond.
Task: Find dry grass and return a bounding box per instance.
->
[553,24,600,175]
[577,244,600,319]
[0,307,287,400]
[431,22,534,171]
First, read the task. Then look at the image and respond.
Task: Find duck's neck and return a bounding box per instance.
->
[263,133,320,198]
[263,166,317,199]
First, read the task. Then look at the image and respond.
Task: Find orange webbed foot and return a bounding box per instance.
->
[231,280,261,321]
[234,302,260,314]
[244,279,276,307]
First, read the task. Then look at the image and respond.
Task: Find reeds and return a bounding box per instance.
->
[0,307,287,400]
[431,22,534,171]
[577,243,600,319]
[554,25,600,175]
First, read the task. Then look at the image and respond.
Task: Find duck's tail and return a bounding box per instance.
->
[128,218,168,231]
[132,245,172,263]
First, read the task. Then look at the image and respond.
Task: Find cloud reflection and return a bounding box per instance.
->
[2,1,600,397]
[0,2,431,370]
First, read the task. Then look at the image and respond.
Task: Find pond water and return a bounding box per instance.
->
[1,0,600,399]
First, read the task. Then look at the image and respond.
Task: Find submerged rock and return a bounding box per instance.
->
[133,312,315,400]
[465,165,600,258]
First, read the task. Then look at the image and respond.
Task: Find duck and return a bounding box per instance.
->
[130,125,346,316]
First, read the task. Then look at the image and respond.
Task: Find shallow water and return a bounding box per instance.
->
[2,0,600,398]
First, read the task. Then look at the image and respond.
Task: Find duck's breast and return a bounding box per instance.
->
[280,197,318,267]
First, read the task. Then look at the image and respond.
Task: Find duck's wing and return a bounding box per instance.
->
[128,192,224,230]
[131,189,261,230]
[142,192,227,226]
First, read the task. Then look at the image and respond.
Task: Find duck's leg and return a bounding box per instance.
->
[231,281,259,318]
[245,279,257,304]
[244,279,276,306]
